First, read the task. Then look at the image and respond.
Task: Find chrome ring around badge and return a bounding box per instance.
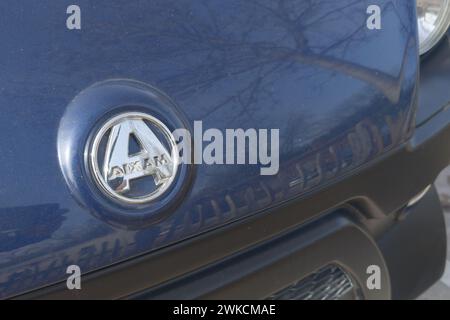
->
[87,111,180,205]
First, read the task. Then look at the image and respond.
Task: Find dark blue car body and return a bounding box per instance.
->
[0,0,449,299]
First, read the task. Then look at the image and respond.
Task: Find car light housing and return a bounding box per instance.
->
[417,0,450,55]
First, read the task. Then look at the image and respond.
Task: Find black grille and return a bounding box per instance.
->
[267,265,361,300]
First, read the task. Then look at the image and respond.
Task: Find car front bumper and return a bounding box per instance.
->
[15,28,450,303]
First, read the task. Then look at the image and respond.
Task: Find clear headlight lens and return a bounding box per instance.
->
[417,0,450,55]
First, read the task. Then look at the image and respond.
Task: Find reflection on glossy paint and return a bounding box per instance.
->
[0,0,418,297]
[0,204,67,252]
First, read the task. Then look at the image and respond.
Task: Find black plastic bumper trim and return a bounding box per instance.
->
[129,211,390,300]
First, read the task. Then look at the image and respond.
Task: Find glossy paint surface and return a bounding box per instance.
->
[0,0,418,297]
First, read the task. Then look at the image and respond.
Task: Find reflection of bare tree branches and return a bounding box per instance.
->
[290,37,415,104]
[6,0,411,122]
[131,0,414,116]
[2,0,415,120]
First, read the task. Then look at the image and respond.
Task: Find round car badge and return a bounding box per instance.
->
[88,112,179,205]
[57,79,193,229]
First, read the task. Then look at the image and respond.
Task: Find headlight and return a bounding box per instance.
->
[417,0,450,55]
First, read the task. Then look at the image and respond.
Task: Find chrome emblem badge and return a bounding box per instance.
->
[88,112,179,204]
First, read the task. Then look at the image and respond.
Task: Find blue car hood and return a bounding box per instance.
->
[0,0,418,297]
